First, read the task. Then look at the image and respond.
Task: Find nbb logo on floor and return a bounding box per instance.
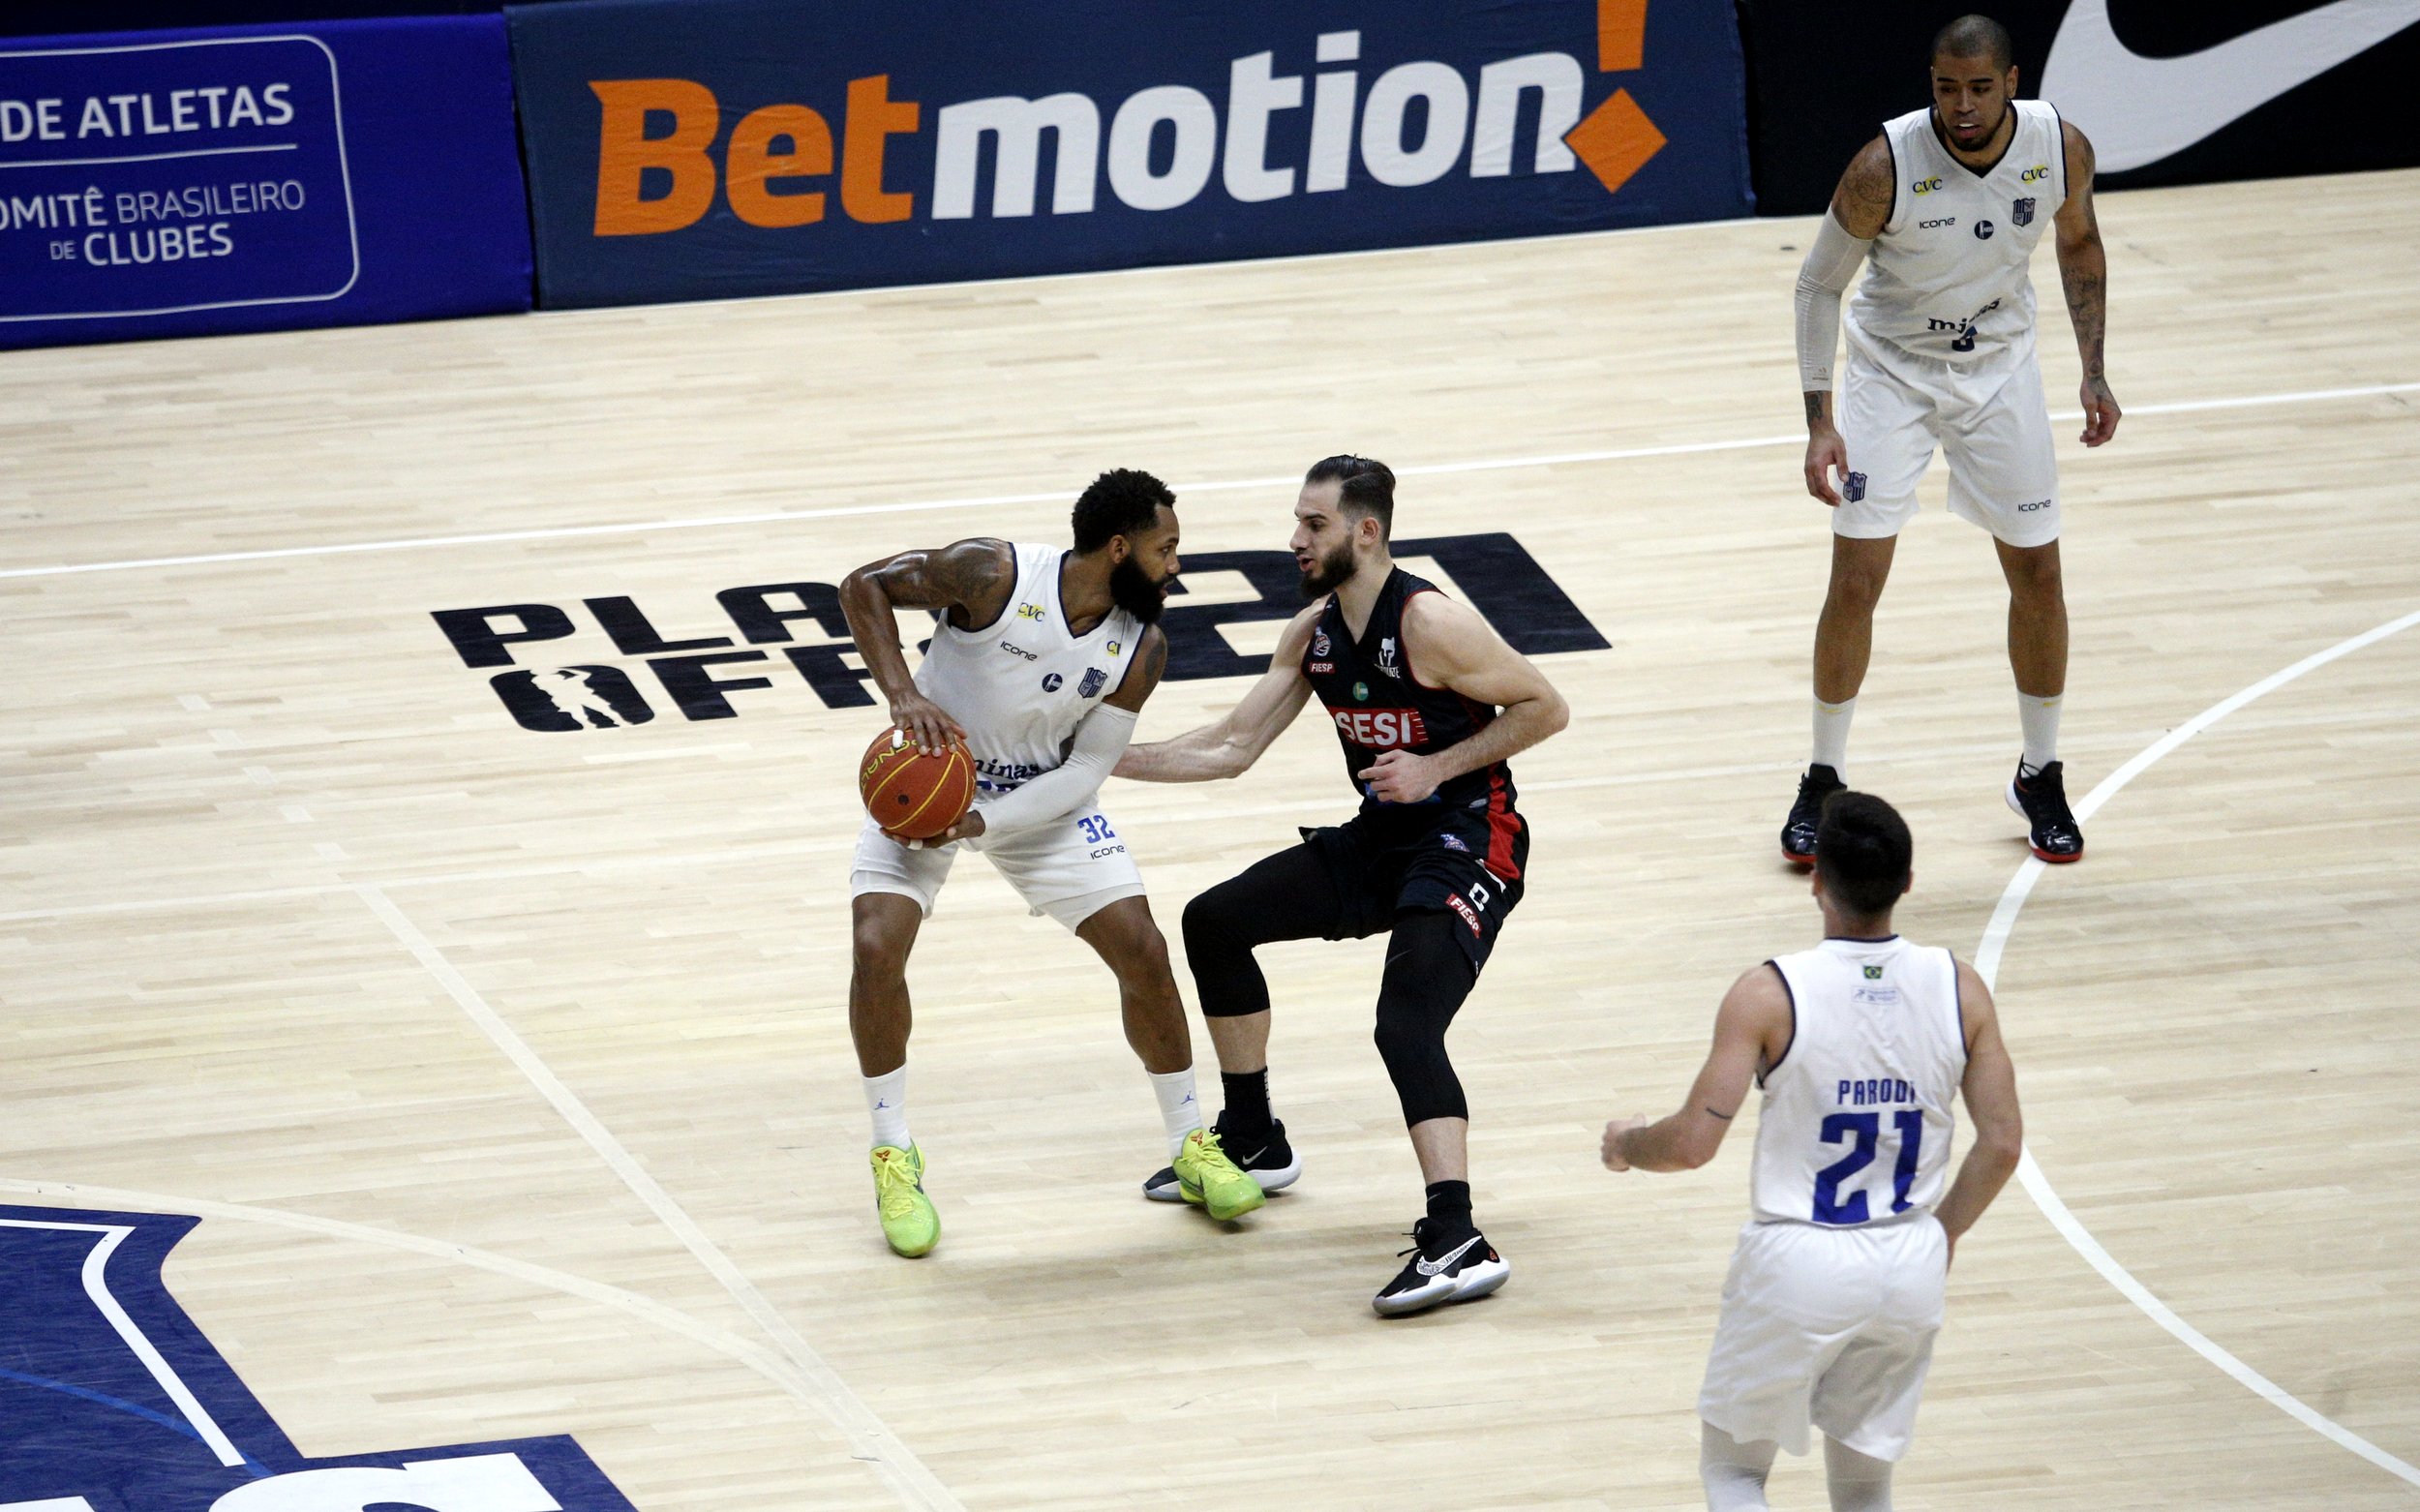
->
[431,533,1608,733]
[506,0,1753,307]
[0,1204,635,1511]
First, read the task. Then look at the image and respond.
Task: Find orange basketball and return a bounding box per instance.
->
[859,727,975,839]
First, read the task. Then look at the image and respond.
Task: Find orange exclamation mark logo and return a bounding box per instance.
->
[1565,0,1667,197]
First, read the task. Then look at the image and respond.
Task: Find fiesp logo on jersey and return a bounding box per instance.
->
[428,531,1608,735]
[507,0,1754,307]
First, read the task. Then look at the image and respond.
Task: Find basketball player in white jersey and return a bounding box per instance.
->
[1782,15,2117,868]
[836,469,1261,1257]
[1602,793,2022,1511]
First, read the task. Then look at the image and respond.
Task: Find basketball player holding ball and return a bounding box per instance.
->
[1118,457,1570,1315]
[837,469,1262,1257]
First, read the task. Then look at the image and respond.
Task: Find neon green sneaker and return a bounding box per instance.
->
[1171,1128,1265,1221]
[870,1143,938,1257]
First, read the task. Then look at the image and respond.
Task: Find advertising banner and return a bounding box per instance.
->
[1738,1,2420,217]
[0,15,530,348]
[506,0,1754,309]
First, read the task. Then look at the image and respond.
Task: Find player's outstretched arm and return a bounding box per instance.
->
[2053,121,2120,448]
[921,626,1171,848]
[1799,136,1893,506]
[838,538,1014,754]
[1355,592,1568,805]
[1934,958,2024,1264]
[1602,965,1790,1173]
[1114,602,1318,783]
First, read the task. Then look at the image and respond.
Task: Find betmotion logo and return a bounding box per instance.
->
[586,6,1676,238]
[432,533,1607,734]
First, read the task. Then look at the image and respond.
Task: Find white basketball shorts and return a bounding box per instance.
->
[1834,330,2061,549]
[1697,1216,1950,1462]
[848,803,1144,932]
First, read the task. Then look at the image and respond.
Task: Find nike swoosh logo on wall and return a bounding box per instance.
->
[2043,0,2420,172]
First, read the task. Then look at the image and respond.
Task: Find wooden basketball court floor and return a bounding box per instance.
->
[4,166,2416,1511]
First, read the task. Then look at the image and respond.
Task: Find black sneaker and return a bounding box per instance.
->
[1143,1115,1301,1202]
[1780,763,1846,866]
[2007,759,2084,862]
[1373,1218,1508,1317]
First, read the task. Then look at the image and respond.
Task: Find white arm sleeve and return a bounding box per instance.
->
[961,704,1138,848]
[1794,211,1872,392]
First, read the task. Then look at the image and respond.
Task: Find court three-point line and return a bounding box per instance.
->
[1,378,2410,581]
[351,883,969,1512]
[1976,605,2420,1491]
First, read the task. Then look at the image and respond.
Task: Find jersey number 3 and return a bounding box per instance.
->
[1812,1109,1923,1225]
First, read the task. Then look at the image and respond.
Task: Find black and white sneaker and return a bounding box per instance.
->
[1143,1116,1301,1202]
[1371,1219,1508,1317]
[2007,759,2084,862]
[1780,763,1846,866]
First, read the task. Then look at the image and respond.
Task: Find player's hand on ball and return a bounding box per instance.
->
[1601,1116,1647,1170]
[2078,375,2121,447]
[889,691,967,756]
[895,809,985,851]
[1357,749,1441,804]
[1804,423,1849,506]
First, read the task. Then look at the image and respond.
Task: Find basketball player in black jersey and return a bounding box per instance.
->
[1116,457,1570,1315]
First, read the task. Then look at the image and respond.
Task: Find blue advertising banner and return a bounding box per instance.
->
[507,0,1753,309]
[0,15,530,348]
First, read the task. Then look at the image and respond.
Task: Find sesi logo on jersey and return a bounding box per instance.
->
[1332,707,1428,748]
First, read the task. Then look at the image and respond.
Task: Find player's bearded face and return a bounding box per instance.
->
[1298,538,1358,599]
[1109,553,1170,623]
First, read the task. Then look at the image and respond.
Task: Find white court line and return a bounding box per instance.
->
[1,380,2411,583]
[0,1218,246,1467]
[350,883,966,1512]
[1976,606,2420,1488]
[0,1178,841,1428]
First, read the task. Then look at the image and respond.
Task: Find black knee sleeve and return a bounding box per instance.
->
[1373,911,1480,1126]
[1182,879,1271,1019]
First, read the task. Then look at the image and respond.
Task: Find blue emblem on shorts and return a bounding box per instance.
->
[1078,667,1106,698]
[1843,471,1867,503]
[2012,197,2035,227]
[1440,833,1469,852]
[1042,672,1063,692]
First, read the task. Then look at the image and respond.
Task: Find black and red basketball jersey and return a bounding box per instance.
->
[1303,567,1522,862]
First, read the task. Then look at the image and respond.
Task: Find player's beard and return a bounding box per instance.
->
[1109,556,1169,623]
[1298,541,1358,599]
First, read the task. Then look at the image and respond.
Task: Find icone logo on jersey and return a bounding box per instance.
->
[1333,707,1428,748]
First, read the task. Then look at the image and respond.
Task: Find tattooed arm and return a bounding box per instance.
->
[2054,121,2121,447]
[1800,136,1895,504]
[838,537,1014,753]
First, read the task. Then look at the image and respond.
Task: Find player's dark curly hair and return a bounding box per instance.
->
[1072,468,1175,553]
[1816,792,1914,920]
[1304,455,1395,539]
[1931,15,2013,72]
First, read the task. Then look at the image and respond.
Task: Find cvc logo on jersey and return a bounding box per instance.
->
[0,1203,635,1511]
[428,532,1608,735]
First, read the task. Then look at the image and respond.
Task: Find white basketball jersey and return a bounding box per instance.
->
[913,542,1142,801]
[1846,100,2067,365]
[1748,936,1968,1227]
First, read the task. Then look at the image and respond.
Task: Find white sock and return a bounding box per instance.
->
[862,1066,910,1150]
[1811,695,1857,774]
[1149,1068,1203,1156]
[1823,1436,1894,1512]
[1700,1421,1776,1512]
[2017,690,2063,774]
